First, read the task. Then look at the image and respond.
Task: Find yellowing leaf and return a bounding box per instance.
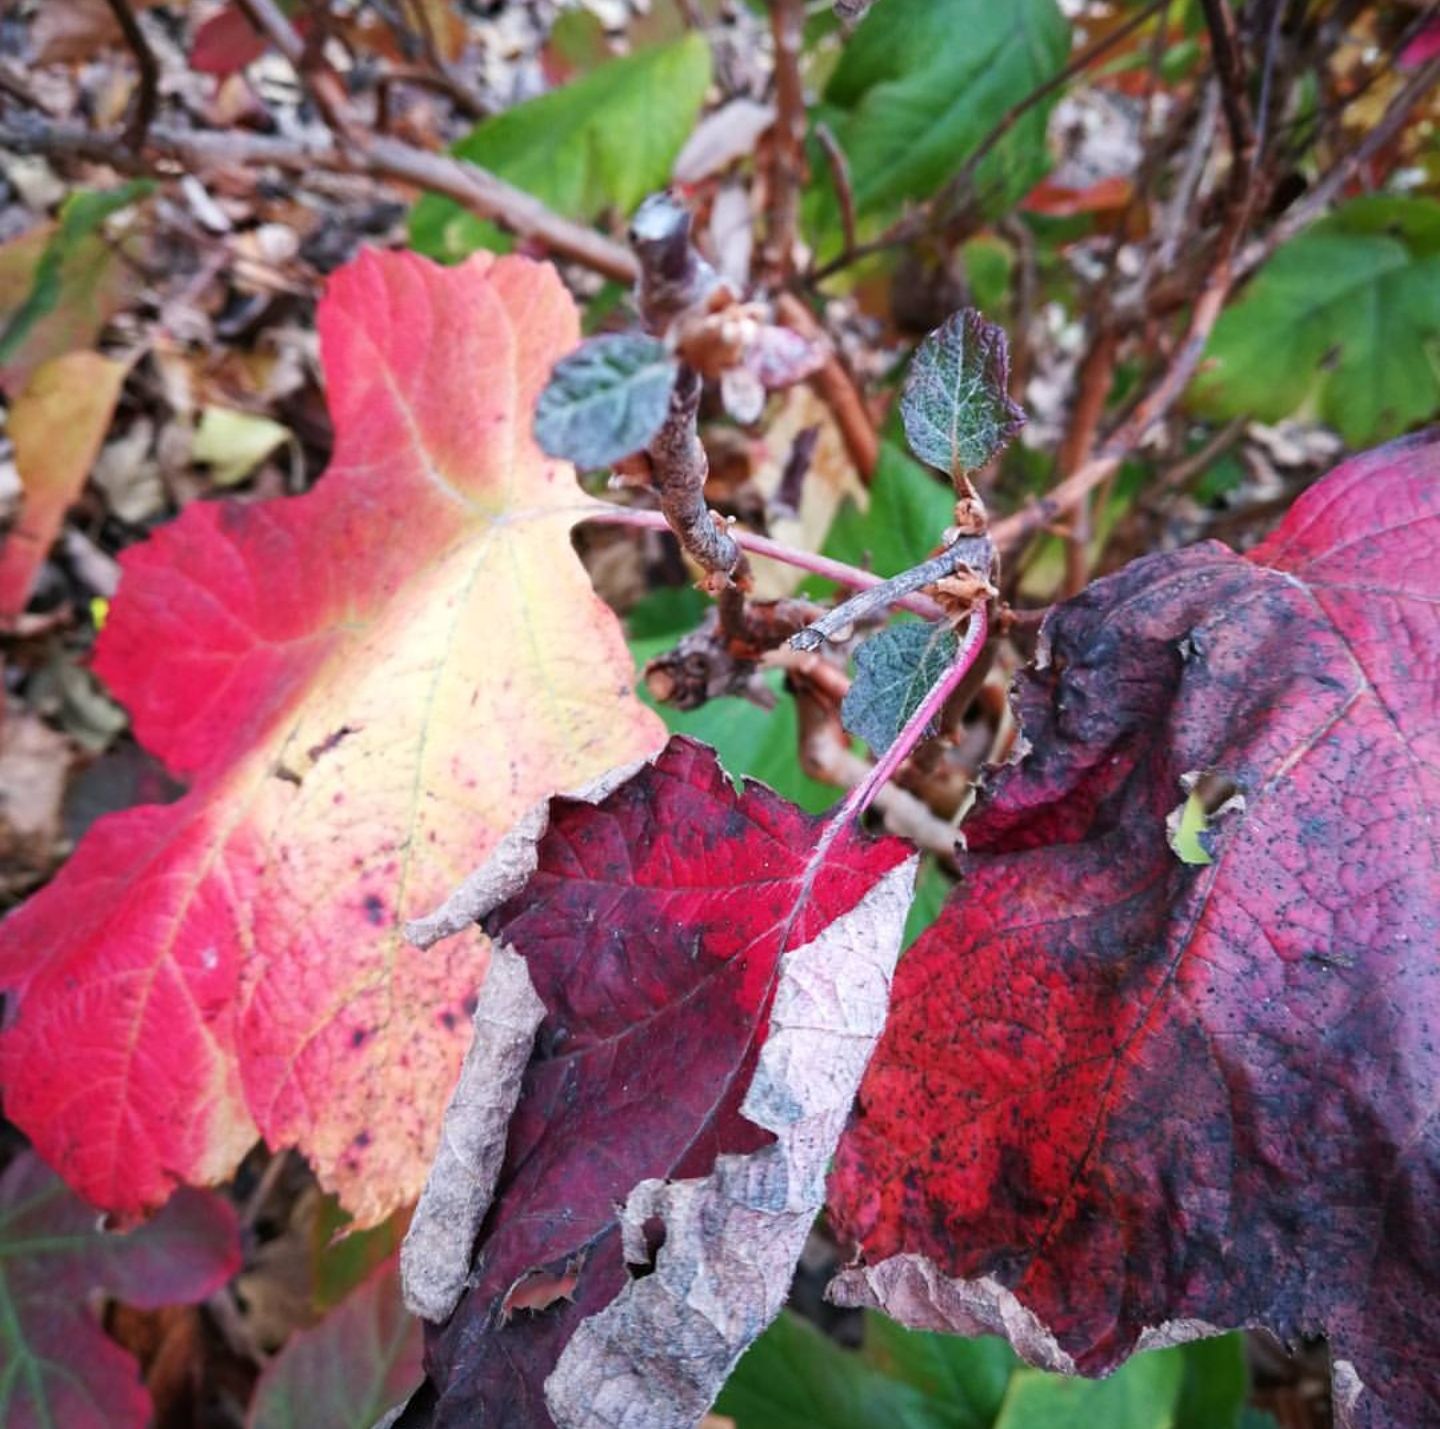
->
[0,250,664,1225]
[0,350,128,621]
[192,405,293,487]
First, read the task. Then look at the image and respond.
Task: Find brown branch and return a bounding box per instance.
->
[791,536,993,650]
[628,194,754,641]
[0,117,638,284]
[813,122,857,262]
[649,366,749,589]
[992,242,1238,555]
[1057,328,1118,596]
[1235,51,1440,281]
[103,0,159,150]
[774,291,878,480]
[763,0,808,283]
[1198,0,1255,188]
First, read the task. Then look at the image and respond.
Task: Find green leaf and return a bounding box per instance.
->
[901,310,1026,479]
[809,0,1067,245]
[0,180,152,372]
[1191,196,1440,445]
[820,441,955,580]
[864,1311,1016,1426]
[716,1311,1016,1429]
[1175,1334,1250,1429]
[843,622,958,755]
[534,333,677,469]
[994,1349,1185,1429]
[409,35,711,261]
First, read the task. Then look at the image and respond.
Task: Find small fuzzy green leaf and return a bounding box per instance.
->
[901,309,1025,480]
[534,333,677,469]
[843,622,958,755]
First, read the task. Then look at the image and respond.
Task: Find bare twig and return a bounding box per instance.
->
[581,504,946,620]
[1154,82,1220,275]
[992,241,1238,554]
[103,0,160,150]
[1057,329,1118,595]
[791,536,993,650]
[814,122,857,263]
[0,117,639,283]
[1235,52,1440,281]
[764,0,807,282]
[650,366,750,590]
[1198,0,1255,188]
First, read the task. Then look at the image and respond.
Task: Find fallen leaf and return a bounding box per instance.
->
[1021,175,1134,217]
[0,350,129,621]
[191,405,293,488]
[0,220,140,395]
[0,184,152,378]
[828,433,1440,1428]
[247,1255,422,1429]
[672,98,777,185]
[749,388,864,600]
[0,1149,239,1429]
[403,737,915,1427]
[190,4,270,75]
[31,0,161,63]
[0,249,663,1224]
[0,712,73,888]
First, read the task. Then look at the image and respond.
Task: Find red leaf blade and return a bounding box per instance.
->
[402,737,915,1426]
[829,434,1440,1427]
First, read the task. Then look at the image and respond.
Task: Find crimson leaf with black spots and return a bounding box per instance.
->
[399,737,915,1428]
[828,432,1440,1429]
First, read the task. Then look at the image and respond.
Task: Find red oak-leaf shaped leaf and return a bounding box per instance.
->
[0,249,662,1224]
[829,432,1440,1428]
[396,737,916,1429]
[0,1149,240,1429]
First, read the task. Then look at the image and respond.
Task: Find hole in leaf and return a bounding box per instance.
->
[1167,771,1243,866]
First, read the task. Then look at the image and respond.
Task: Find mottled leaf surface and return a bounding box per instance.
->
[248,1255,422,1429]
[900,310,1025,480]
[403,738,913,1428]
[533,332,676,469]
[843,623,959,755]
[0,1150,240,1429]
[830,433,1440,1428]
[0,250,662,1224]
